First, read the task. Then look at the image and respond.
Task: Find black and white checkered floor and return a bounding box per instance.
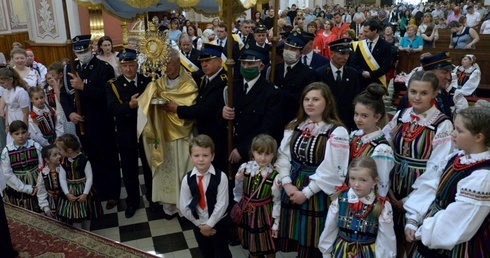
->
[91,173,297,258]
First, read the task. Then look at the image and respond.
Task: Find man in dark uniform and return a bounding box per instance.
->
[273,32,317,126]
[163,44,228,172]
[301,31,329,70]
[316,38,361,132]
[222,44,283,167]
[60,34,120,209]
[106,49,155,218]
[253,24,271,52]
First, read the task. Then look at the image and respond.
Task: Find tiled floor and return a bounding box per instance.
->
[90,173,297,258]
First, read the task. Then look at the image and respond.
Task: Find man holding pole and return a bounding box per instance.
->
[60,34,121,210]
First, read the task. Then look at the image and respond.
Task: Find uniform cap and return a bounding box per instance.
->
[72,34,92,53]
[198,43,223,60]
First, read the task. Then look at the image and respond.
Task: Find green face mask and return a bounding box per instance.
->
[240,65,260,81]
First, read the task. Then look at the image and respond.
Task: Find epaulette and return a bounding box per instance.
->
[108,77,118,84]
[220,74,228,81]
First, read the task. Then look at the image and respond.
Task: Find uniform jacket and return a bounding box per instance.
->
[182,48,201,69]
[227,76,284,159]
[309,52,330,70]
[316,62,361,132]
[273,62,317,125]
[60,56,115,138]
[106,73,150,127]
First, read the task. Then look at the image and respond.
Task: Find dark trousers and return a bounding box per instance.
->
[80,132,121,201]
[117,130,152,207]
[0,197,17,257]
[193,219,232,258]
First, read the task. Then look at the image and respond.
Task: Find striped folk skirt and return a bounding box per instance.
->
[4,166,40,212]
[277,163,329,258]
[57,177,103,221]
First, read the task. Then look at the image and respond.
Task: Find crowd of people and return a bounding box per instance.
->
[0,1,489,258]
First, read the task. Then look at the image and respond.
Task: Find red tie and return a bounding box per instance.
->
[198,175,206,209]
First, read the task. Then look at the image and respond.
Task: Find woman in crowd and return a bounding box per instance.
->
[448,21,480,49]
[313,20,336,59]
[417,13,438,44]
[399,24,423,54]
[453,54,481,96]
[96,36,120,77]
[276,82,349,258]
[399,10,411,37]
[11,48,41,88]
[421,24,438,48]
[384,25,399,46]
[254,11,263,25]
[187,24,202,50]
[168,18,182,44]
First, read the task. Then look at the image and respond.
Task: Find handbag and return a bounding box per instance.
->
[230,174,267,224]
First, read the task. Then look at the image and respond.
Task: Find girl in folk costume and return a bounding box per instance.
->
[382,71,454,257]
[28,87,64,146]
[350,84,394,197]
[46,61,75,136]
[56,134,103,229]
[319,156,396,258]
[404,106,490,257]
[453,54,481,96]
[36,144,62,218]
[0,67,30,145]
[234,134,282,258]
[1,121,43,212]
[275,82,350,258]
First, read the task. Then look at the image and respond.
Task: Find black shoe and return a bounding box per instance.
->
[106,199,118,210]
[149,201,160,212]
[125,206,137,218]
[229,237,241,246]
[163,212,178,220]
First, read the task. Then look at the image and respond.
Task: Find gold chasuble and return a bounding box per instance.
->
[137,67,198,206]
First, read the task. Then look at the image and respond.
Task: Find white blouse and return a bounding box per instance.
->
[404,149,490,250]
[275,120,350,198]
[453,65,481,96]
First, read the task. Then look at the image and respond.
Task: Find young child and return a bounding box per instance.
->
[28,87,64,146]
[319,156,396,258]
[179,134,232,258]
[234,134,281,258]
[351,84,394,197]
[382,71,453,257]
[0,120,42,212]
[36,144,62,218]
[404,106,490,257]
[55,134,103,229]
[46,61,74,136]
[0,67,30,145]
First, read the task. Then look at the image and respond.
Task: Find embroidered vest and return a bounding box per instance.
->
[337,190,379,243]
[61,154,88,180]
[290,125,337,166]
[350,134,389,161]
[9,146,39,171]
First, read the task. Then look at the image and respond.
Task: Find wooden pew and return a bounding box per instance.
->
[397,30,490,98]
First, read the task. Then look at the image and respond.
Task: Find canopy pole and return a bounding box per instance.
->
[269,0,279,83]
[225,0,235,179]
